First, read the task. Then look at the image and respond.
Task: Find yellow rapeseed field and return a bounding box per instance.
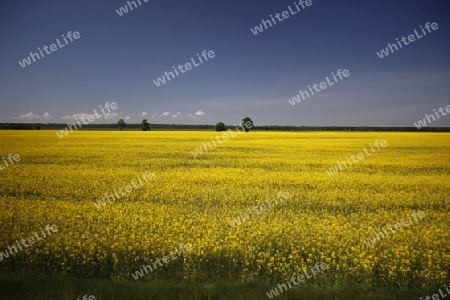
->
[0,130,448,290]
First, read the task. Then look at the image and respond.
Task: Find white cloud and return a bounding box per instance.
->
[60,113,92,120]
[195,110,204,116]
[125,116,130,120]
[13,111,52,120]
[42,112,52,120]
[20,111,41,120]
[141,112,147,117]
[144,112,184,119]
[104,112,119,120]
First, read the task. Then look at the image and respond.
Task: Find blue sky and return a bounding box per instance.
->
[0,0,449,126]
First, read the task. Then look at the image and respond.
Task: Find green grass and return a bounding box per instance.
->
[0,274,425,300]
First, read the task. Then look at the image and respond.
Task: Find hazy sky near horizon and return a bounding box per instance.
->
[0,0,449,126]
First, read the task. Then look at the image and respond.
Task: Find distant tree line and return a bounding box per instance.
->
[249,125,450,132]
[0,123,449,132]
[214,117,254,132]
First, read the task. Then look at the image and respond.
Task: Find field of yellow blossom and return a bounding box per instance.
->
[0,130,448,294]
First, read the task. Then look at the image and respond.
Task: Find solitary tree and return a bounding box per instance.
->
[215,122,226,132]
[118,119,126,131]
[140,119,151,131]
[241,117,254,132]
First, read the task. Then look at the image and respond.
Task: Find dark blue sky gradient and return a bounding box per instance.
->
[1,0,449,126]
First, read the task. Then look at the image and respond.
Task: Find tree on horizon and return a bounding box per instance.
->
[140,119,151,131]
[118,119,126,131]
[215,122,226,132]
[241,117,254,132]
